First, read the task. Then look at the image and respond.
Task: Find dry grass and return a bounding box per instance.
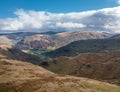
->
[46,51,120,85]
[0,58,120,92]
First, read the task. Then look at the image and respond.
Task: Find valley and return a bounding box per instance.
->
[1,1,120,92]
[0,31,120,92]
[0,50,120,92]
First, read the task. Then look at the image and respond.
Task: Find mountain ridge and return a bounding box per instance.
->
[0,31,112,50]
[46,38,120,58]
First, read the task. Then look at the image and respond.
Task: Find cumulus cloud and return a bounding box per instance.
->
[56,22,86,28]
[0,6,120,33]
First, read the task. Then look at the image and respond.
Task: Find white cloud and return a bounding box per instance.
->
[56,22,86,29]
[0,6,120,33]
[117,0,120,5]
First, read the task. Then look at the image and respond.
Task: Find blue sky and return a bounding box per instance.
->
[0,0,118,18]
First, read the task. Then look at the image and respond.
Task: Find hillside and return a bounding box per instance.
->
[43,51,120,85]
[0,32,39,46]
[14,31,111,50]
[0,36,15,46]
[0,45,41,65]
[0,54,120,92]
[0,31,113,59]
[46,39,120,58]
[110,34,120,39]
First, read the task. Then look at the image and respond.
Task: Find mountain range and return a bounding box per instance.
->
[0,31,112,50]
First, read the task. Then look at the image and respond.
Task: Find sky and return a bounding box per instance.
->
[0,0,120,33]
[0,0,118,18]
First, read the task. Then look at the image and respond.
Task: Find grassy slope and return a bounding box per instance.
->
[46,39,120,58]
[43,51,120,85]
[0,56,120,92]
